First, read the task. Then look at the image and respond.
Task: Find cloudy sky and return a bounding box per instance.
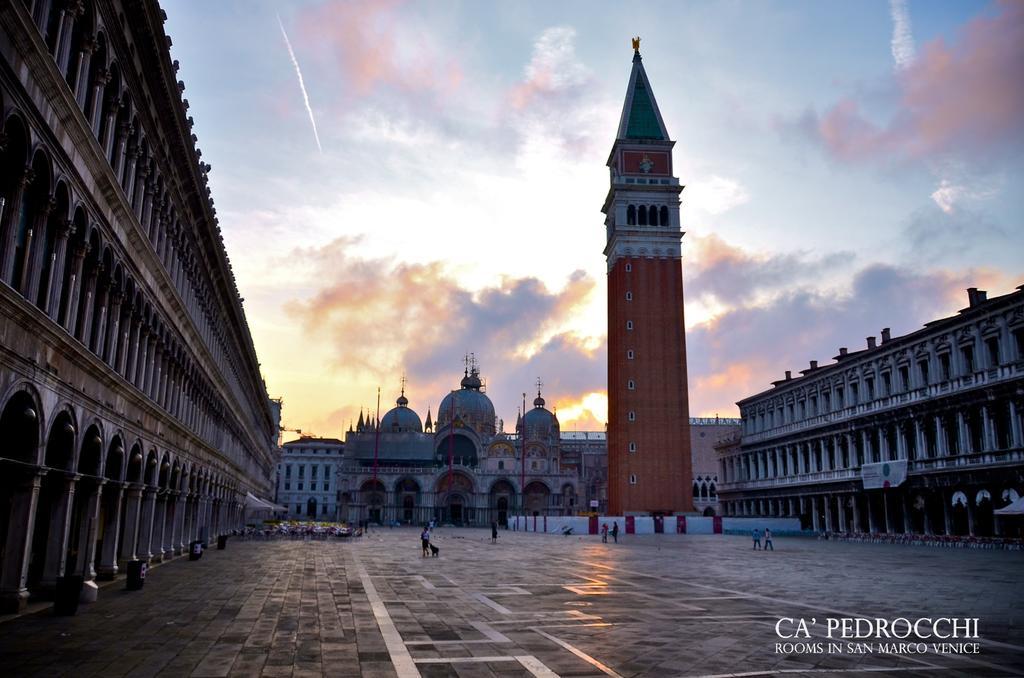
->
[164,0,1023,439]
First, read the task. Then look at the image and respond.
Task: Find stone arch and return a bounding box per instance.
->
[157,451,171,489]
[523,480,550,516]
[125,441,144,484]
[43,406,77,471]
[0,384,45,465]
[104,434,124,481]
[77,420,104,477]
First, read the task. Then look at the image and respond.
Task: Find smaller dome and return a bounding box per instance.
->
[380,393,422,433]
[534,395,545,408]
[461,372,482,389]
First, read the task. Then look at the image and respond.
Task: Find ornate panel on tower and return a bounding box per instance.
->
[602,42,693,516]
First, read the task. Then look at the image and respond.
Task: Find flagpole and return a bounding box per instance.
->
[372,387,380,521]
[447,391,456,520]
[521,391,526,526]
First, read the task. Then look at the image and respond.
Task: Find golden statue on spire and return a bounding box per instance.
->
[632,36,641,52]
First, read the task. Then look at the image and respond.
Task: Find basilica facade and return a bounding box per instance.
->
[338,364,581,527]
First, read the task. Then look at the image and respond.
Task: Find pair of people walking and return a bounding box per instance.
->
[600,522,619,543]
[752,528,774,550]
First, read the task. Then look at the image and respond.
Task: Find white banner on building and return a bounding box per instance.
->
[861,460,908,489]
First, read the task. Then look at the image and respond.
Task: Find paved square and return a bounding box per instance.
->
[1,529,1022,677]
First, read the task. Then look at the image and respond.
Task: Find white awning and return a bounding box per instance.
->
[245,492,287,513]
[994,496,1024,516]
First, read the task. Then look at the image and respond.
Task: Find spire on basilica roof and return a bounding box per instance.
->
[357,409,364,431]
[616,37,669,142]
[424,406,433,432]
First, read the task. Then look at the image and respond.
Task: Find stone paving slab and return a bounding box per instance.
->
[0,529,1022,677]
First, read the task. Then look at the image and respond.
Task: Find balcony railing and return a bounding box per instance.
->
[719,447,1023,492]
[742,363,1022,445]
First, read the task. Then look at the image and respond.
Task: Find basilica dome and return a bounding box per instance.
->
[437,365,496,437]
[523,392,559,439]
[380,392,423,433]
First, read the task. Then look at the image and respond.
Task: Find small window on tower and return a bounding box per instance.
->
[627,204,636,225]
[626,320,633,331]
[625,263,632,272]
[629,474,637,485]
[628,411,636,421]
[627,350,635,359]
[660,205,669,225]
[629,441,637,452]
[649,205,659,226]
[625,291,632,301]
[627,379,635,390]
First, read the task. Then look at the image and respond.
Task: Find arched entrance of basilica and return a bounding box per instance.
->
[490,480,515,527]
[435,472,474,526]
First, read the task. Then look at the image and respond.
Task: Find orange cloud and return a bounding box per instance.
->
[810,1,1024,163]
[298,0,462,97]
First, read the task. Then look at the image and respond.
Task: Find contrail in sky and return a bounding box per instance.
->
[889,0,916,71]
[277,13,322,153]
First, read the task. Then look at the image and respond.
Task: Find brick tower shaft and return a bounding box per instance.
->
[603,42,693,515]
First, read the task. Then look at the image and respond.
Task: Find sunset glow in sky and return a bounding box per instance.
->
[163,1,1024,440]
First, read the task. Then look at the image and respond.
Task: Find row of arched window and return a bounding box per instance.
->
[693,480,718,499]
[626,204,669,227]
[1,1,269,461]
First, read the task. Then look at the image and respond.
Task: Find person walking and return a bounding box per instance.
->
[491,521,498,544]
[421,526,431,557]
[752,528,762,550]
[601,522,608,543]
[764,527,774,551]
[611,521,619,543]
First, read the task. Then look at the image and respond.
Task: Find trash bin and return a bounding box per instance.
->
[126,560,147,590]
[189,540,203,561]
[217,534,228,550]
[53,575,84,616]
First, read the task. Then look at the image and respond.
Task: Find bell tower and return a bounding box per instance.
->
[603,39,693,516]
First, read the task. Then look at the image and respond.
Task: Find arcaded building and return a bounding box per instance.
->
[603,40,693,516]
[0,1,277,612]
[718,287,1024,537]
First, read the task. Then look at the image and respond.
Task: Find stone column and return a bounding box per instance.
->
[966,494,976,536]
[117,484,143,569]
[136,487,157,563]
[851,494,863,532]
[811,496,820,531]
[73,35,96,107]
[837,495,846,532]
[867,494,878,533]
[883,491,892,533]
[96,483,124,580]
[170,492,184,555]
[52,1,80,75]
[112,121,131,181]
[153,494,168,562]
[1010,400,1022,450]
[935,415,946,456]
[0,472,45,614]
[0,167,32,282]
[102,290,123,367]
[20,196,55,298]
[75,480,104,581]
[942,491,953,535]
[823,495,833,532]
[39,474,80,594]
[61,241,88,333]
[44,219,74,320]
[88,70,109,133]
[956,411,968,454]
